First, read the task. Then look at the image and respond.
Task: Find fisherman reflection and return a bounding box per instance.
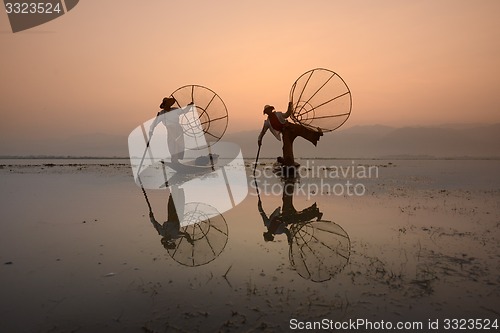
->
[148,188,194,249]
[258,179,323,243]
[141,181,229,267]
[256,179,351,282]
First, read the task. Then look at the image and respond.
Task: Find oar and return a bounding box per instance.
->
[137,174,152,213]
[141,183,153,214]
[136,138,151,178]
[253,143,261,176]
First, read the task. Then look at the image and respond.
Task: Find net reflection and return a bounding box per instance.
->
[165,201,229,267]
[289,219,350,282]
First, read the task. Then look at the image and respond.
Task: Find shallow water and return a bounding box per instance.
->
[0,159,499,332]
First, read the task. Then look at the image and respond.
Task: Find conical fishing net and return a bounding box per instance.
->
[170,85,228,146]
[289,68,352,132]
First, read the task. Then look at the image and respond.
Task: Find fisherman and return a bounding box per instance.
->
[257,102,323,168]
[149,97,192,163]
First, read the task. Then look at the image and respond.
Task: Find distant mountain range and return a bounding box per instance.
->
[1,124,499,159]
[227,123,500,159]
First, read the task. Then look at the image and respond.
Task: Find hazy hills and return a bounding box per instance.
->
[228,123,500,159]
[1,124,499,159]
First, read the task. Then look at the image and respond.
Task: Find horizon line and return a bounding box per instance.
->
[1,155,500,161]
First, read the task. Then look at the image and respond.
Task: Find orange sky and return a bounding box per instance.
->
[1,0,500,145]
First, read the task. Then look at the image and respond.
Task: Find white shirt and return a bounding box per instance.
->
[150,106,187,131]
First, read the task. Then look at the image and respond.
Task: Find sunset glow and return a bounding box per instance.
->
[1,1,499,153]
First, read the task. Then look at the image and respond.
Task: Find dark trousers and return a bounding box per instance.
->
[282,122,321,166]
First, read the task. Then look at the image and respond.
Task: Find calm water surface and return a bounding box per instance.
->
[1,159,499,332]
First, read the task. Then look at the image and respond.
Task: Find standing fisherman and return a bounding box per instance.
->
[149,97,191,164]
[257,102,323,167]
